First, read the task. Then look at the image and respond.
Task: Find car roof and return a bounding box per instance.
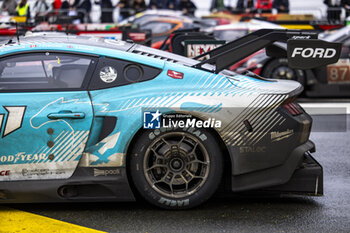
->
[0,33,212,70]
[119,10,184,25]
[321,25,350,42]
[139,17,188,25]
[2,33,134,52]
[212,19,283,31]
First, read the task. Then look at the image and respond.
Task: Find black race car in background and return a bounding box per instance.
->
[241,26,350,97]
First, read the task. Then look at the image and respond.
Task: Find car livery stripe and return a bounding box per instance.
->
[221,94,268,135]
[245,112,281,146]
[38,131,71,163]
[29,131,67,164]
[252,115,285,145]
[222,94,287,146]
[57,131,89,162]
[229,97,285,146]
[43,132,76,163]
[64,132,91,162]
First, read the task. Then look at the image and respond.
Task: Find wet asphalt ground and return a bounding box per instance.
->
[4,110,350,233]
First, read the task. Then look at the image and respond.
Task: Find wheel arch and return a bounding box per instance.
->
[260,57,275,78]
[124,113,233,197]
[260,57,307,86]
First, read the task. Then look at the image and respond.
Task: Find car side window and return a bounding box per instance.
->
[89,57,161,90]
[0,53,94,91]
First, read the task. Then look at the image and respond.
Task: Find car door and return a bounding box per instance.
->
[0,52,97,181]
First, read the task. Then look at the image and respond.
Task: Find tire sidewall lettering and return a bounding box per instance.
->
[148,126,208,142]
[130,126,222,209]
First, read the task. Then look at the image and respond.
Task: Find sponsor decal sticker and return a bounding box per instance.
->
[93,168,121,177]
[240,146,266,153]
[184,40,225,59]
[100,66,117,83]
[22,168,65,177]
[0,152,46,164]
[270,129,294,142]
[167,70,184,79]
[287,39,342,69]
[0,170,10,176]
[128,32,146,41]
[291,47,336,58]
[290,35,312,40]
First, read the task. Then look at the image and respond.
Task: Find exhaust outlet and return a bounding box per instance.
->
[58,186,78,198]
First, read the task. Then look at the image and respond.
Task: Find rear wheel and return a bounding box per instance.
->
[129,128,223,209]
[262,58,305,85]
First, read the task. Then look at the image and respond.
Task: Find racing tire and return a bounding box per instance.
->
[129,127,223,209]
[262,58,306,86]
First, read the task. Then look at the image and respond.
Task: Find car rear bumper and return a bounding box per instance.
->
[262,152,323,196]
[231,140,319,193]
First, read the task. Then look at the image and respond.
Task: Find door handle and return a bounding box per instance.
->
[47,111,85,119]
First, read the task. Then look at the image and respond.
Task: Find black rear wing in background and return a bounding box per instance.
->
[193,29,342,73]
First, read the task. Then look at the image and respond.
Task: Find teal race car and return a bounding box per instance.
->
[0,31,338,209]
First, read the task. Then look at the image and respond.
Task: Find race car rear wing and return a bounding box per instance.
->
[193,29,342,73]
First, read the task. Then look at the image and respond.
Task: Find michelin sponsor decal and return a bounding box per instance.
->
[143,110,221,129]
